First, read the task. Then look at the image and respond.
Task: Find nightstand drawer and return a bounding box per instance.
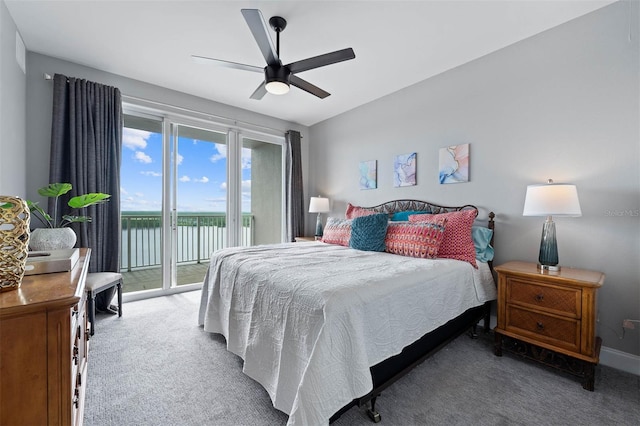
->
[506,305,580,352]
[507,278,581,318]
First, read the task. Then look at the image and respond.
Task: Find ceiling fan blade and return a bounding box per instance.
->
[191,55,263,73]
[290,75,330,99]
[287,48,355,74]
[250,81,268,100]
[241,9,279,66]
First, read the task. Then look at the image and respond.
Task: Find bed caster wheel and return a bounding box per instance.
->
[367,410,381,423]
[469,324,479,339]
[367,397,381,423]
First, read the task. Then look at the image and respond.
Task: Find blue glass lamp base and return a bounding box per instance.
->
[315,213,323,237]
[538,219,560,272]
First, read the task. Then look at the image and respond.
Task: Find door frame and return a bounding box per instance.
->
[121,101,286,302]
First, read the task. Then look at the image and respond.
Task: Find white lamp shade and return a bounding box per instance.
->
[309,197,330,213]
[523,183,582,217]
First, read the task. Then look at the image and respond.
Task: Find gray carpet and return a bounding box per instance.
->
[84,291,639,426]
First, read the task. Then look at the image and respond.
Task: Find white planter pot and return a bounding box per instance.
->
[29,228,77,251]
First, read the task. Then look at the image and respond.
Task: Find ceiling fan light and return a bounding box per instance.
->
[265,66,291,95]
[266,80,290,95]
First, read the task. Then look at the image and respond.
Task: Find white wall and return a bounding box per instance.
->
[24,53,310,215]
[0,0,26,197]
[309,1,639,357]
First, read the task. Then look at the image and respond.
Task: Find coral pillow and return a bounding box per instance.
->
[321,217,352,247]
[385,219,447,259]
[410,209,478,268]
[345,203,377,219]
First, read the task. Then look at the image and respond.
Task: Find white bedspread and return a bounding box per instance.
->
[198,242,496,426]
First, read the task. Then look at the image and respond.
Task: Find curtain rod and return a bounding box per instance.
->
[43,73,67,82]
[43,72,296,137]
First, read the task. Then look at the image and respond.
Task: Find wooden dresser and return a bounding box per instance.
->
[494,261,604,390]
[0,248,91,425]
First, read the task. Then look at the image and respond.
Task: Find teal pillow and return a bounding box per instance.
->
[472,226,494,262]
[350,213,389,252]
[391,210,430,221]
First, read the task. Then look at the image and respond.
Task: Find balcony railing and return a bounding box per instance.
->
[120,213,254,272]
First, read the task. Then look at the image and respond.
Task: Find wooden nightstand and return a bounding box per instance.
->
[295,236,318,242]
[494,261,604,391]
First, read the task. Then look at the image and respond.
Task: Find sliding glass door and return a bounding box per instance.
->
[121,114,164,292]
[172,124,228,287]
[121,108,285,297]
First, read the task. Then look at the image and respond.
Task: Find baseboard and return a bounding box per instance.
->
[600,346,640,376]
[121,283,201,303]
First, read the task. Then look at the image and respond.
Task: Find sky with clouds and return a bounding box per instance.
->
[121,127,252,212]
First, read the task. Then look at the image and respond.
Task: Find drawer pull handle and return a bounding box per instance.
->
[536,321,545,331]
[535,294,544,302]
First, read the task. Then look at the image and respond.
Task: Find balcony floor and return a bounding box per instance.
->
[120,262,209,293]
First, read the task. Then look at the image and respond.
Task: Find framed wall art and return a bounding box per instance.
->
[439,144,469,184]
[359,160,377,190]
[393,152,417,187]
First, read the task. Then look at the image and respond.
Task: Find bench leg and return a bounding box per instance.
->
[117,281,123,317]
[88,292,96,336]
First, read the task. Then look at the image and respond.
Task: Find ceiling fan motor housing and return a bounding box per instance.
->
[265,65,291,94]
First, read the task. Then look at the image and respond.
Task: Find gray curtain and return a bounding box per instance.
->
[48,74,122,278]
[285,130,304,241]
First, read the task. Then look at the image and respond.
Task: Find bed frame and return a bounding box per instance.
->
[329,199,496,423]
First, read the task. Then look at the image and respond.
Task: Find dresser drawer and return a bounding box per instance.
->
[70,292,88,426]
[506,305,580,352]
[506,278,581,318]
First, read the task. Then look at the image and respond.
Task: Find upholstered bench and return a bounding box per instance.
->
[85,272,122,335]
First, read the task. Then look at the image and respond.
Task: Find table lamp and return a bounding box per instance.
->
[309,196,330,238]
[523,179,581,271]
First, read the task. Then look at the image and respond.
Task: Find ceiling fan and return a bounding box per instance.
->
[192,9,355,100]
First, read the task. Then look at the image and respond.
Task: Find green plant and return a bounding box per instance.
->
[27,183,110,228]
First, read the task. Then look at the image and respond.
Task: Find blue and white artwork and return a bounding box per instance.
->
[439,144,469,184]
[359,160,377,190]
[393,153,417,187]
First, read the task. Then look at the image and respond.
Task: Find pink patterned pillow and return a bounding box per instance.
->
[321,217,352,246]
[385,219,447,259]
[345,203,377,219]
[409,209,478,268]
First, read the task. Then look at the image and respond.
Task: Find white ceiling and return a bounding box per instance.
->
[6,0,615,127]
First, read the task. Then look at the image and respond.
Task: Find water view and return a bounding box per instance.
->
[120,212,254,271]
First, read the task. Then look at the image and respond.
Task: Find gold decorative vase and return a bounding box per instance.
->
[0,196,31,292]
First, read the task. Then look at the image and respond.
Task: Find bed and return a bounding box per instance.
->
[198,199,496,425]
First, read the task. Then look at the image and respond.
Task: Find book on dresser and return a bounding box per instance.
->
[0,248,91,426]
